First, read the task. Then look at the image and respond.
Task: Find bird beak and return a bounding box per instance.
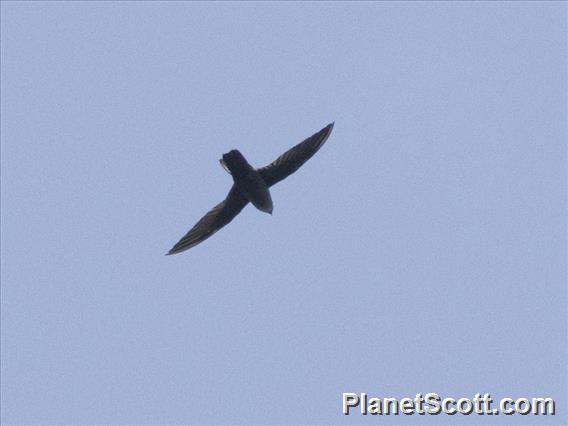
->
[219,159,231,174]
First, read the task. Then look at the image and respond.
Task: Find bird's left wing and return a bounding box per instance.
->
[167,185,249,255]
[257,122,334,187]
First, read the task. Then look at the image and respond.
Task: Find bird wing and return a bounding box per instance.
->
[257,122,334,187]
[167,185,249,255]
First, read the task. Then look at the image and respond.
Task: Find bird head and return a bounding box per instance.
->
[219,150,251,178]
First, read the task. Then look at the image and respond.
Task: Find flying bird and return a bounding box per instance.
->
[167,122,334,255]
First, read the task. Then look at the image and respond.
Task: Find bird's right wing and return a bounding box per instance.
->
[167,185,249,255]
[257,122,334,187]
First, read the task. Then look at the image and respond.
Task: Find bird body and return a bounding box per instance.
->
[237,169,274,214]
[221,150,273,214]
[167,122,334,255]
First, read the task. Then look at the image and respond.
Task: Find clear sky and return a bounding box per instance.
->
[1,1,566,425]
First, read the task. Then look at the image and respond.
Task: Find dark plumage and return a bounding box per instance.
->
[167,122,334,255]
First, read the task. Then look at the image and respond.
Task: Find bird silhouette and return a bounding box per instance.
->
[167,122,334,255]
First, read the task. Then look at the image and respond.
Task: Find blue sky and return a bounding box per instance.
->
[1,2,566,424]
